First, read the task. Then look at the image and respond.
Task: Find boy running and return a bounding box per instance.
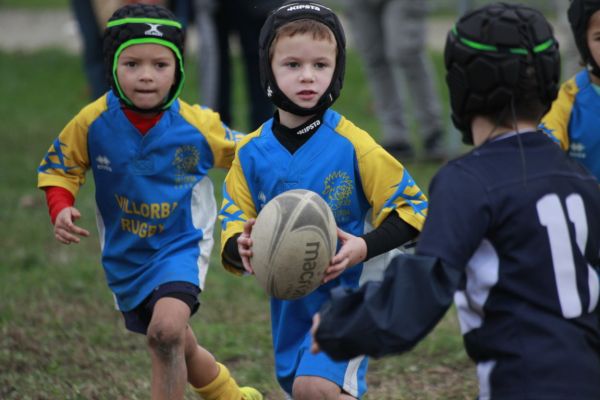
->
[38,4,261,400]
[219,2,427,398]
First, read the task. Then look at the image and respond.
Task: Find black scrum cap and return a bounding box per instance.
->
[259,1,346,116]
[444,2,559,144]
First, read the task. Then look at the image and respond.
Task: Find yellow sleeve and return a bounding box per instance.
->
[539,78,578,151]
[336,117,428,231]
[218,133,260,274]
[37,95,107,196]
[179,101,244,169]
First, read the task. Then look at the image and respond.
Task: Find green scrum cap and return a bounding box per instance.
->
[103,3,185,112]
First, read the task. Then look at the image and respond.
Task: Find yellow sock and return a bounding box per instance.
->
[192,362,242,400]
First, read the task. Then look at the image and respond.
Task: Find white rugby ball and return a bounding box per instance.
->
[250,189,337,300]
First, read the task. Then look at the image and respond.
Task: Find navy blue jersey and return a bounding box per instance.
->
[317,132,600,400]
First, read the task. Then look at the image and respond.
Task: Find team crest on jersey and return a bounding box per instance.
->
[323,171,353,223]
[173,145,199,188]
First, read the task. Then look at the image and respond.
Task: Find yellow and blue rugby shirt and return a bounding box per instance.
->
[38,90,241,311]
[540,70,600,180]
[218,108,427,396]
[219,109,427,274]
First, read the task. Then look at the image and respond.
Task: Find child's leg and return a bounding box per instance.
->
[184,326,262,400]
[140,283,261,400]
[183,325,219,388]
[292,376,357,400]
[146,297,191,400]
[276,331,367,400]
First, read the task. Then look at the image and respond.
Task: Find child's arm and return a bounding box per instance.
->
[222,235,244,271]
[360,212,419,259]
[44,186,75,224]
[181,103,244,169]
[348,128,427,233]
[312,254,459,360]
[44,186,89,244]
[37,99,105,243]
[325,228,367,283]
[237,219,256,274]
[325,213,418,283]
[218,156,258,274]
[53,206,90,244]
[539,78,577,150]
[221,218,257,274]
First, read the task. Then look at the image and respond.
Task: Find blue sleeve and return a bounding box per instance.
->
[315,254,463,360]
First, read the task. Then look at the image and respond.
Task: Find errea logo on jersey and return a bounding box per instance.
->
[287,4,320,12]
[96,155,112,172]
[569,142,586,159]
[258,191,267,209]
[144,23,164,37]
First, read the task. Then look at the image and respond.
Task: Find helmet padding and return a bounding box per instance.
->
[103,4,185,112]
[444,2,560,144]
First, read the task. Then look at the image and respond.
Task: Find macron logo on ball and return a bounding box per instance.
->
[144,23,164,37]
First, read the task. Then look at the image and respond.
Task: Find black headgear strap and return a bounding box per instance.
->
[258,1,346,116]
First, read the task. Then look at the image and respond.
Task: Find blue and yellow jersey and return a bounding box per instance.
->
[219,108,427,274]
[37,91,240,311]
[540,70,600,180]
[218,108,427,396]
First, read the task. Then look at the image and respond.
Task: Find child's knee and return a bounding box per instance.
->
[146,319,185,358]
[292,376,340,400]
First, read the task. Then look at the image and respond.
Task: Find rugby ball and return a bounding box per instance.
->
[250,189,337,300]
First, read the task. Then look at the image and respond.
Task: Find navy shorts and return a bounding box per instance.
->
[122,281,200,335]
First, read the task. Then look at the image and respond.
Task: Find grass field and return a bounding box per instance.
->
[1,0,69,8]
[0,46,476,399]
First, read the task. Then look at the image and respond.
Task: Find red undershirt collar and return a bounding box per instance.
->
[122,108,163,136]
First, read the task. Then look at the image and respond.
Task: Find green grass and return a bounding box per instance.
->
[0,0,68,8]
[0,48,475,399]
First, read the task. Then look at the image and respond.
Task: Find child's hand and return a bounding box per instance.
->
[237,218,256,274]
[323,228,367,283]
[53,206,90,244]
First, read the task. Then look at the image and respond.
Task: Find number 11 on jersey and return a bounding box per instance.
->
[537,193,599,318]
